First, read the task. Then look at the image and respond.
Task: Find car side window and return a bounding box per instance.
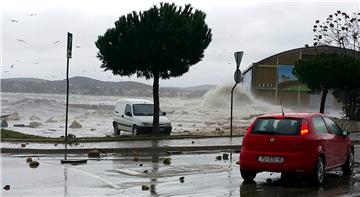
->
[323,117,341,135]
[125,104,132,116]
[312,116,328,134]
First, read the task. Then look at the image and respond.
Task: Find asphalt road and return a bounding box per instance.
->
[2,148,360,197]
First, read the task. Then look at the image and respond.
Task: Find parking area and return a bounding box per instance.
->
[2,149,360,196]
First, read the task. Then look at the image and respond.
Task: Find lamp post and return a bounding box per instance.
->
[230,51,243,137]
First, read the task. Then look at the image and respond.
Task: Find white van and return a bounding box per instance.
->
[112,99,172,135]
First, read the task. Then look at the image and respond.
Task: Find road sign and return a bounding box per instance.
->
[234,51,243,69]
[67,32,73,59]
[234,69,242,83]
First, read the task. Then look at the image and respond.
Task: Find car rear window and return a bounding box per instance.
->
[251,118,301,135]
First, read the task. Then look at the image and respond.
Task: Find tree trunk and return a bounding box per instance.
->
[320,89,328,114]
[152,72,160,136]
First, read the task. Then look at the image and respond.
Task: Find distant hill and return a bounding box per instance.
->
[1,76,216,97]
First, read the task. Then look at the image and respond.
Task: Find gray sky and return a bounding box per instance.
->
[1,0,359,87]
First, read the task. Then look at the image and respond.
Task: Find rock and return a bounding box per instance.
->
[45,117,58,123]
[67,133,76,138]
[222,153,229,160]
[88,150,101,158]
[28,122,41,128]
[142,185,150,191]
[26,157,32,163]
[177,124,183,127]
[1,119,8,128]
[9,112,20,120]
[216,155,222,161]
[14,124,26,127]
[21,143,26,148]
[163,158,171,165]
[90,128,96,131]
[29,115,41,121]
[143,170,148,173]
[29,161,40,168]
[139,164,143,166]
[70,120,82,129]
[179,176,185,183]
[3,185,10,190]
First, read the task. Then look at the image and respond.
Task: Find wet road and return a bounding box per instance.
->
[2,149,360,196]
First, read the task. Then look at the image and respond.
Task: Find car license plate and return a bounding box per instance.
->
[258,156,284,163]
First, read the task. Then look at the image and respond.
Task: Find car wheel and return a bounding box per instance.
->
[341,149,354,175]
[240,170,256,182]
[113,122,120,135]
[132,125,138,136]
[313,157,325,185]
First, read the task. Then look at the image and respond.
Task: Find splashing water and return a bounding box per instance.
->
[203,84,280,118]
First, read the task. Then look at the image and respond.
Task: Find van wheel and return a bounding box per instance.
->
[113,122,120,135]
[312,157,325,185]
[342,149,354,175]
[132,125,138,136]
[240,170,256,182]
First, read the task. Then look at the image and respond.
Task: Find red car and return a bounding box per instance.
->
[238,112,353,184]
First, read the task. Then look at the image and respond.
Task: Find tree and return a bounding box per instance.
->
[293,53,342,113]
[95,3,212,135]
[313,10,360,52]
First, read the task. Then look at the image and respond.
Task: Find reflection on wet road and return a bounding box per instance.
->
[2,150,360,196]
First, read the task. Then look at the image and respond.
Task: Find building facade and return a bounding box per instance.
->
[242,45,357,108]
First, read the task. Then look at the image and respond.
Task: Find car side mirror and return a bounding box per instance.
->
[342,130,350,136]
[125,112,132,117]
[162,112,166,116]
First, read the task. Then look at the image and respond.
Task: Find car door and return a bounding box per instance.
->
[312,116,336,167]
[122,104,133,132]
[323,116,349,165]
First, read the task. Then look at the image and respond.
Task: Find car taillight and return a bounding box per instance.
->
[247,120,256,134]
[300,120,309,136]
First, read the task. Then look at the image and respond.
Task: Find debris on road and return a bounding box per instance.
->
[3,185,10,191]
[26,157,32,163]
[142,185,150,191]
[163,158,171,165]
[222,153,229,160]
[29,161,40,168]
[179,176,185,183]
[216,155,222,161]
[88,149,101,158]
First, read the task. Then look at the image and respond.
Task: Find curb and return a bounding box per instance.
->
[1,145,242,154]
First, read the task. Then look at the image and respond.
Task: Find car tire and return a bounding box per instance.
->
[132,125,138,136]
[312,157,325,185]
[341,149,354,176]
[240,170,256,182]
[113,122,120,135]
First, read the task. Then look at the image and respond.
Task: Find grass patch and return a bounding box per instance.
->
[1,129,48,139]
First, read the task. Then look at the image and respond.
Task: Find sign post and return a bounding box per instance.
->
[230,51,243,137]
[61,33,87,164]
[64,32,72,160]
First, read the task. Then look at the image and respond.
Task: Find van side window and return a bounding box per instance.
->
[125,104,132,116]
[323,117,341,135]
[312,116,328,134]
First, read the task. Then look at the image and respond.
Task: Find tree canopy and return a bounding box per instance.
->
[95,2,212,134]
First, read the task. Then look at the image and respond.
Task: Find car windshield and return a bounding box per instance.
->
[251,118,301,135]
[133,104,153,116]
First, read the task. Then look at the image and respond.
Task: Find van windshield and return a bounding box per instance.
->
[251,118,301,135]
